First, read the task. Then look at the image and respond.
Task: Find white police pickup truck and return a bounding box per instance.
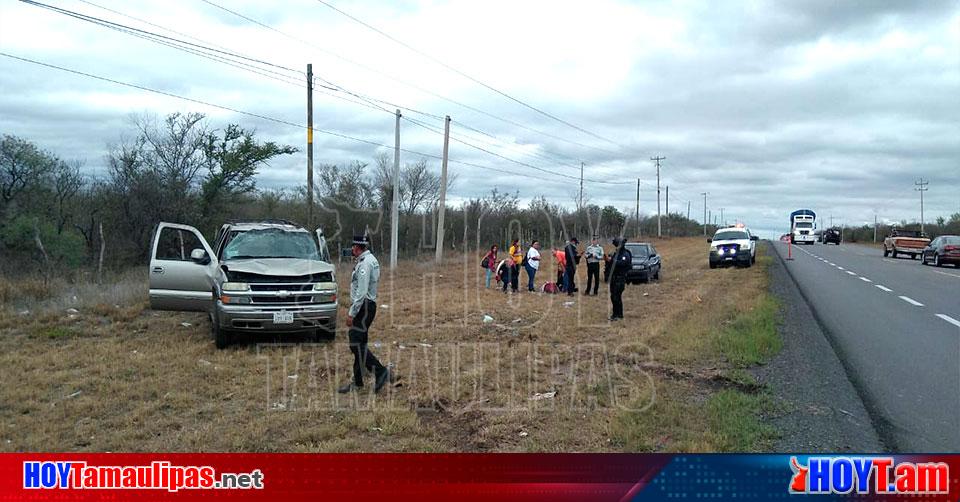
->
[708,226,758,269]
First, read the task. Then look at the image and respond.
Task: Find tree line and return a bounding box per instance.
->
[1,112,720,278]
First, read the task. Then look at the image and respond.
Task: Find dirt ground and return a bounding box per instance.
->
[0,237,776,452]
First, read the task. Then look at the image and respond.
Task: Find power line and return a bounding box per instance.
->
[196,0,618,156]
[0,52,610,190]
[312,0,622,148]
[401,115,631,185]
[16,1,630,191]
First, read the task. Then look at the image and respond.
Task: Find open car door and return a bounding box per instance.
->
[149,222,217,312]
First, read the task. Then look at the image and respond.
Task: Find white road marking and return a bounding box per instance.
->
[935,314,960,329]
[932,270,960,279]
[899,296,924,307]
[829,262,836,266]
[875,285,892,292]
[859,277,872,282]
[846,271,856,276]
[837,266,845,270]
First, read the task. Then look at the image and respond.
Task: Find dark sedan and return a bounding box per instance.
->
[921,235,960,267]
[624,243,661,283]
[822,227,842,245]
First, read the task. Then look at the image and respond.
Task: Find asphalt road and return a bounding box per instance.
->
[771,240,960,451]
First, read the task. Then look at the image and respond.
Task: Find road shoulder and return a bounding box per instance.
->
[755,241,884,451]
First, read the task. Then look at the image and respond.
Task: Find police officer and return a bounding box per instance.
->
[608,237,632,321]
[338,235,391,394]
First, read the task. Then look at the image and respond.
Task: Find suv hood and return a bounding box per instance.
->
[221,258,334,277]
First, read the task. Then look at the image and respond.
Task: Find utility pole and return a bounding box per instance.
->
[306,64,314,229]
[720,207,724,227]
[577,161,584,238]
[435,116,451,263]
[390,109,401,269]
[830,215,834,228]
[579,161,584,210]
[687,200,691,221]
[701,192,708,236]
[651,156,665,237]
[873,214,877,243]
[665,186,669,215]
[915,179,929,234]
[635,179,641,239]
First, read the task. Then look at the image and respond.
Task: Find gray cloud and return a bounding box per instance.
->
[0,0,957,238]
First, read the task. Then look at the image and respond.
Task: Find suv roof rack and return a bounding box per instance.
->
[225,218,303,227]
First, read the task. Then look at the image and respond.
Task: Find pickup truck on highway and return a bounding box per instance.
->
[883,228,930,260]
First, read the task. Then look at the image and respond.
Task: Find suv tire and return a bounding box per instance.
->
[212,309,232,349]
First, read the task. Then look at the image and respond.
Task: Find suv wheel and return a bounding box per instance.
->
[935,254,942,267]
[212,309,232,349]
[890,248,898,258]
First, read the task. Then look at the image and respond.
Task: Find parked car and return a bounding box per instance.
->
[148,220,337,348]
[623,242,661,283]
[920,235,960,268]
[822,227,842,245]
[708,226,757,268]
[883,228,930,259]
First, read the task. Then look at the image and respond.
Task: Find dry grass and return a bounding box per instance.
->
[0,238,778,452]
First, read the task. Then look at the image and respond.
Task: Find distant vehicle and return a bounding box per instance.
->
[623,242,661,283]
[790,209,816,245]
[149,220,337,348]
[883,228,930,260]
[822,227,842,245]
[708,226,757,268]
[920,235,960,267]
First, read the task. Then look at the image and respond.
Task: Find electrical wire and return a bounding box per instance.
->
[313,0,623,148]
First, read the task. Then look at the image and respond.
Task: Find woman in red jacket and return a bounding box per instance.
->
[482,245,498,288]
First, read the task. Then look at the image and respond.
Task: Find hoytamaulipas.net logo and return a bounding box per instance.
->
[789,456,948,495]
[23,460,264,492]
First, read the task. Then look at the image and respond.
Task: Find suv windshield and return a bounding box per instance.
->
[221,229,321,261]
[795,222,813,229]
[942,236,960,245]
[714,231,748,241]
[626,244,651,258]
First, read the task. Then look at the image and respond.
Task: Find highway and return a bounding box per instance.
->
[771,240,960,451]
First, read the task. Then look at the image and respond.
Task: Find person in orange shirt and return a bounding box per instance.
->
[503,239,523,293]
[553,248,567,291]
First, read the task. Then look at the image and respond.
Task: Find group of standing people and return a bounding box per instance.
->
[483,239,542,293]
[482,235,635,321]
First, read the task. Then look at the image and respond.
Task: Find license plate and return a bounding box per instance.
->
[273,311,294,324]
[724,257,733,261]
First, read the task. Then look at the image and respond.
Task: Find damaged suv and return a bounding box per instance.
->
[148,220,337,348]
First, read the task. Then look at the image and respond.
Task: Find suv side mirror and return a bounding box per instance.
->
[706,238,712,243]
[190,248,210,264]
[750,236,759,241]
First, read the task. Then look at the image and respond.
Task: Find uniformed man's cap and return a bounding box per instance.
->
[352,235,370,246]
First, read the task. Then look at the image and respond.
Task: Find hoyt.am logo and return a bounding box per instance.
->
[789,456,949,495]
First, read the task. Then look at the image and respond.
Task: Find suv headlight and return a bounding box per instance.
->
[222,282,250,292]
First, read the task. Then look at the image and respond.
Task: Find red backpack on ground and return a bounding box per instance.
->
[541,282,559,294]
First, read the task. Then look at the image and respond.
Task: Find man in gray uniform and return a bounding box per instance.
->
[338,235,391,394]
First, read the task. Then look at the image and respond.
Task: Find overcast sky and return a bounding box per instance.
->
[1,0,958,237]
